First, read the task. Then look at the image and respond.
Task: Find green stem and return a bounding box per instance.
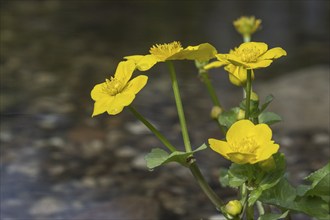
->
[244,69,252,119]
[246,204,254,220]
[166,61,192,152]
[189,160,224,210]
[128,106,177,153]
[256,201,265,216]
[243,35,251,43]
[199,69,221,107]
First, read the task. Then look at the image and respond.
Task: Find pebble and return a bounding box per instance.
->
[7,162,40,177]
[115,145,137,158]
[125,121,151,135]
[255,66,330,132]
[0,131,13,142]
[208,214,227,220]
[131,154,148,170]
[73,196,161,220]
[29,197,66,216]
[312,133,329,145]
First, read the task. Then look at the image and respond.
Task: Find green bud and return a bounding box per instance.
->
[211,106,223,119]
[237,109,245,120]
[225,200,242,216]
[250,91,259,101]
[259,156,276,172]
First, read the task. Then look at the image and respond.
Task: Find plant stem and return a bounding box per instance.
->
[243,35,251,43]
[246,204,254,220]
[188,160,224,210]
[199,69,221,107]
[166,61,192,152]
[128,106,177,153]
[256,201,265,216]
[244,69,252,119]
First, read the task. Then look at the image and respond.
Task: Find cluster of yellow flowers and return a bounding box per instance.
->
[91,18,286,165]
[91,41,218,116]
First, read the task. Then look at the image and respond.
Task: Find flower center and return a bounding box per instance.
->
[235,46,260,63]
[103,77,125,96]
[149,41,183,61]
[230,136,259,154]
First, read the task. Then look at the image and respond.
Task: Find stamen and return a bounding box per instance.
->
[102,77,125,96]
[149,41,183,60]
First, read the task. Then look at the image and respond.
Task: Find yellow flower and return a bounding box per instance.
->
[91,60,148,116]
[233,16,262,37]
[124,41,217,71]
[208,120,279,164]
[205,42,287,86]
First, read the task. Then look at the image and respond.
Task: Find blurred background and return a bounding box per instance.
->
[1,1,329,220]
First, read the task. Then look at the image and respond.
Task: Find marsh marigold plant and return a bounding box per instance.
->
[90,16,330,220]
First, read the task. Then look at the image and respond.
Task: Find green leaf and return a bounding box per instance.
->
[259,94,274,113]
[145,144,207,169]
[258,210,289,220]
[258,112,282,125]
[219,168,230,187]
[297,162,330,197]
[218,107,240,129]
[240,99,259,115]
[227,163,255,187]
[249,153,286,205]
[260,178,330,219]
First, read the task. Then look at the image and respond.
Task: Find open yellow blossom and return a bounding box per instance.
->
[124,41,217,71]
[205,42,286,86]
[208,120,279,164]
[233,16,262,38]
[91,60,148,116]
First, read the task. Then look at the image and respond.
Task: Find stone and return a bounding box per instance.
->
[74,195,161,220]
[29,197,66,216]
[255,65,330,132]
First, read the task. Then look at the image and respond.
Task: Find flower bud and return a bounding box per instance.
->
[250,91,259,101]
[225,200,242,216]
[210,106,223,119]
[259,156,276,172]
[233,16,262,39]
[237,109,245,120]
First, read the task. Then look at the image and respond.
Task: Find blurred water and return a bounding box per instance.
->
[1,1,329,220]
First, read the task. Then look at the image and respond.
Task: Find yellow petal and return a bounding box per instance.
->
[208,138,232,159]
[92,96,115,117]
[256,143,279,162]
[106,93,135,115]
[227,152,257,164]
[228,73,243,86]
[124,55,157,71]
[114,60,135,84]
[137,55,158,71]
[204,61,227,70]
[253,123,272,144]
[227,54,249,67]
[124,55,144,63]
[239,42,268,55]
[123,75,148,95]
[91,83,107,101]
[248,60,273,69]
[226,66,245,86]
[169,43,217,61]
[259,47,287,60]
[215,53,229,61]
[226,120,255,143]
